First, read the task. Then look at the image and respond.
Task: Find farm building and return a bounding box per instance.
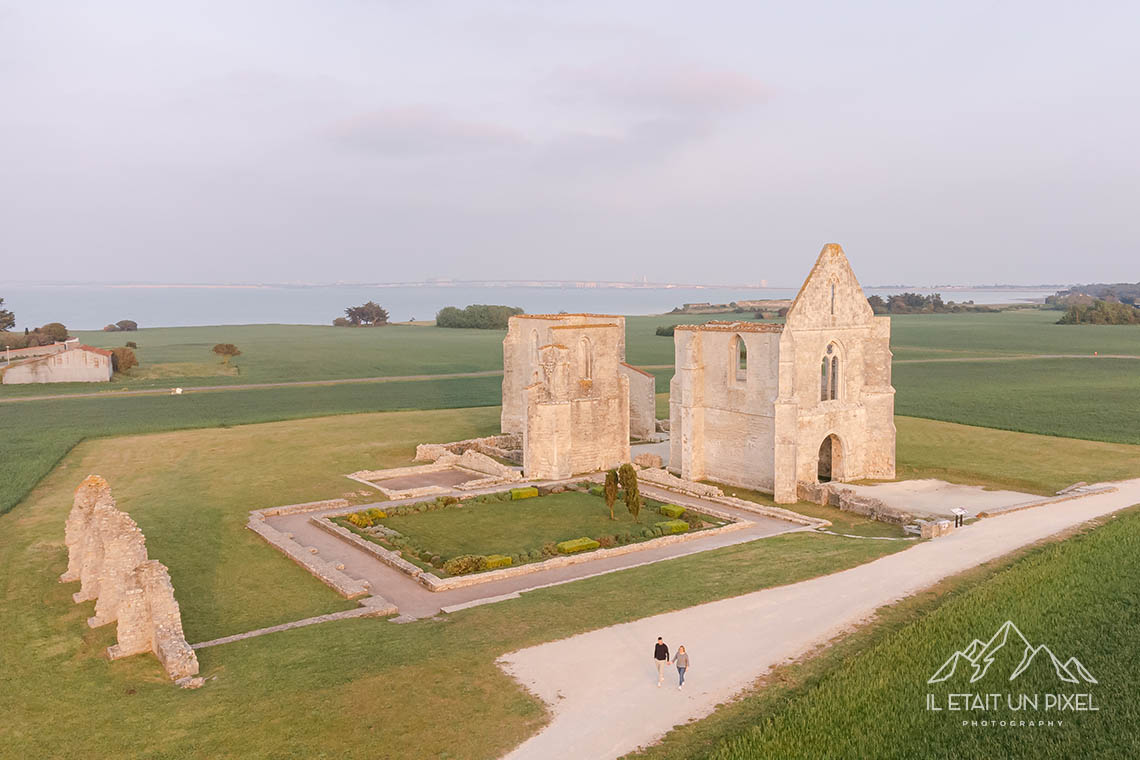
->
[1,342,113,384]
[669,244,896,503]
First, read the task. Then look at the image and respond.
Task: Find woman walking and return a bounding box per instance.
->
[674,645,690,689]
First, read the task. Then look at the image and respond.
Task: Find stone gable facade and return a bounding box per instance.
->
[669,244,895,503]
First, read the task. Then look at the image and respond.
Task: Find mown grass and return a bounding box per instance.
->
[0,408,905,758]
[0,375,502,516]
[369,490,716,562]
[650,507,1140,760]
[895,358,1140,445]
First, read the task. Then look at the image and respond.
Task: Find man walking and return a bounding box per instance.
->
[653,636,670,687]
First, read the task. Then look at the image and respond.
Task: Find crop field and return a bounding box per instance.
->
[0,408,906,758]
[895,358,1140,445]
[672,508,1140,760]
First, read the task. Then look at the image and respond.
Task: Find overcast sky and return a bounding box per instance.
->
[1,1,1137,286]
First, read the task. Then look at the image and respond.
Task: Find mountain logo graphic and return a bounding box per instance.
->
[928,621,1098,685]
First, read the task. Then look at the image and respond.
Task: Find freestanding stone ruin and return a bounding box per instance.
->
[60,475,201,686]
[669,244,896,503]
[501,314,655,479]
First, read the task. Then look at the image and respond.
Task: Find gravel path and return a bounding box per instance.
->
[498,478,1140,760]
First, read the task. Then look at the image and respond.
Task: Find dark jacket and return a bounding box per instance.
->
[654,642,669,661]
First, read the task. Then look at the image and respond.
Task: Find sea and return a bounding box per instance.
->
[1,283,1059,331]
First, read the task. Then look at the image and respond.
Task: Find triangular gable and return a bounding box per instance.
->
[785,243,874,329]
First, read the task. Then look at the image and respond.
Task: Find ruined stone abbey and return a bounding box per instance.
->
[501,244,895,501]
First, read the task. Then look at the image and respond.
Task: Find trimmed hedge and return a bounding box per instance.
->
[654,519,689,535]
[485,554,513,569]
[442,555,489,575]
[659,504,686,519]
[510,486,539,500]
[557,537,601,554]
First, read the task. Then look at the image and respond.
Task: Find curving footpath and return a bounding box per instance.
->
[498,478,1140,760]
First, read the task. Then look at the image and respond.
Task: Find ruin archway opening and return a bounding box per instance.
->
[818,434,843,483]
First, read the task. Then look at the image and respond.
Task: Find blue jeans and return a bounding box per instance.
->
[677,667,686,686]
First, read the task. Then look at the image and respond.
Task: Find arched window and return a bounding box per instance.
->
[579,336,593,379]
[820,343,840,401]
[734,335,747,381]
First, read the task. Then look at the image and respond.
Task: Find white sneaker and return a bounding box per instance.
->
[677,685,682,690]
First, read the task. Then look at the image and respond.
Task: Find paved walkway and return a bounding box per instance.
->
[498,478,1140,760]
[266,485,804,619]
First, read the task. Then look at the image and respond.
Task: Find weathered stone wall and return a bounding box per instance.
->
[670,244,896,504]
[59,475,201,686]
[522,323,630,479]
[502,315,651,468]
[620,362,657,439]
[414,434,523,465]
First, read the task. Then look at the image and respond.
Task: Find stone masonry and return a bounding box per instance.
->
[670,244,896,503]
[501,315,657,467]
[502,314,646,480]
[60,475,201,686]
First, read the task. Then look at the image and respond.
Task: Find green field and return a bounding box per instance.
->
[0,407,906,758]
[651,508,1140,760]
[896,358,1140,445]
[0,375,502,516]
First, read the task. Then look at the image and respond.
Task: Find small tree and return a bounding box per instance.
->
[603,469,619,520]
[212,343,241,365]
[618,463,641,522]
[39,322,69,342]
[0,298,13,332]
[332,316,351,327]
[116,320,138,331]
[110,347,138,373]
[345,301,389,326]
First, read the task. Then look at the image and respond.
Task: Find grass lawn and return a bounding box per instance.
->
[0,406,907,759]
[0,374,502,516]
[635,507,1140,760]
[349,490,722,569]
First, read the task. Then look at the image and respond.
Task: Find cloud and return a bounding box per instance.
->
[539,118,710,173]
[561,64,770,114]
[327,107,526,156]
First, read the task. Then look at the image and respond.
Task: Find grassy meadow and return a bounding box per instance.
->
[0,406,907,758]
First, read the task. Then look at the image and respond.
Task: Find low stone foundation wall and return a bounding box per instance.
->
[415,434,523,465]
[797,483,913,525]
[60,475,202,687]
[310,516,426,579]
[918,519,954,539]
[246,514,370,599]
[637,468,723,499]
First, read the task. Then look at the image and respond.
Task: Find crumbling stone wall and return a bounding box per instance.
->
[670,244,896,503]
[108,560,200,682]
[501,314,654,457]
[59,475,200,686]
[521,322,630,479]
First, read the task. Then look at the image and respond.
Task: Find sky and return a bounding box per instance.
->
[1,1,1138,287]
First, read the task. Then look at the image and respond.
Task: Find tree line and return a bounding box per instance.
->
[436,304,523,329]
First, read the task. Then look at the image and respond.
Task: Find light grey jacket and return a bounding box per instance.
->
[674,652,690,669]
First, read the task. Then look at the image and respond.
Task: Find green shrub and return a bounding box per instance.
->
[640,527,653,538]
[655,519,689,534]
[596,535,617,548]
[659,504,686,519]
[527,549,541,561]
[430,555,443,568]
[496,491,512,502]
[442,555,489,575]
[485,554,513,570]
[681,511,706,529]
[557,537,601,554]
[588,485,605,498]
[510,486,539,500]
[365,508,387,520]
